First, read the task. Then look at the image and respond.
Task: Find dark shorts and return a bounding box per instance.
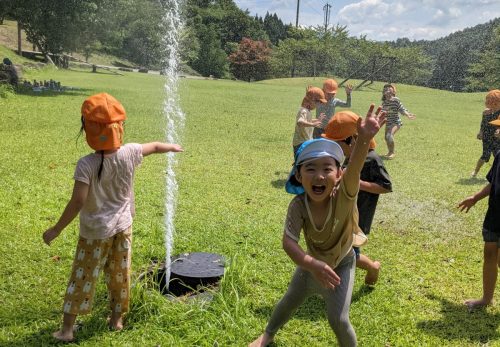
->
[482,228,500,246]
[480,139,500,162]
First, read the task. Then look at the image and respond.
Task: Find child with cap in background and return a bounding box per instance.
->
[42,93,183,342]
[292,86,327,155]
[313,78,353,139]
[471,90,500,178]
[250,104,386,347]
[381,83,415,159]
[459,114,500,310]
[322,111,392,285]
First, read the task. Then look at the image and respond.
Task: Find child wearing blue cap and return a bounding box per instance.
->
[250,105,386,347]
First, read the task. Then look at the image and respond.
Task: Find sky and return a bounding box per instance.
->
[234,0,500,41]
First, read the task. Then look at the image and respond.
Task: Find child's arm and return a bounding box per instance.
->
[343,105,386,196]
[336,84,353,108]
[43,181,89,245]
[142,142,183,156]
[458,183,491,213]
[297,117,323,128]
[360,181,391,194]
[282,234,340,289]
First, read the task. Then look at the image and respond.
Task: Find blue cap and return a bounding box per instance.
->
[286,139,344,194]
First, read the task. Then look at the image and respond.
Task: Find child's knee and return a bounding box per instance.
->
[384,131,393,143]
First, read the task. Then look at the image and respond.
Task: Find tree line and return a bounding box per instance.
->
[1,0,498,91]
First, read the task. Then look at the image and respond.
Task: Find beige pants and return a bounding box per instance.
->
[62,227,132,316]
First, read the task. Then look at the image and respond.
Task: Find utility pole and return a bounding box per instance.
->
[295,0,300,27]
[323,3,332,33]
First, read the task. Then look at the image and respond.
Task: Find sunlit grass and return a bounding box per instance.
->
[0,69,497,346]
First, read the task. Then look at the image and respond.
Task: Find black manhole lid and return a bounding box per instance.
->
[170,252,225,279]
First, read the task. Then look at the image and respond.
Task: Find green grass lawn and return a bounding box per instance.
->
[0,67,498,346]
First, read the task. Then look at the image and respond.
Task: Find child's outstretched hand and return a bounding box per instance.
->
[458,196,476,213]
[357,104,386,142]
[345,84,353,95]
[169,144,184,152]
[43,227,60,246]
[407,113,416,120]
[310,259,340,289]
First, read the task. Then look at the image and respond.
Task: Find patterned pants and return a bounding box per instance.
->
[62,227,132,316]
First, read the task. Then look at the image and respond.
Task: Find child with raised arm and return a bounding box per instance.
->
[250,105,385,347]
[313,79,353,139]
[381,84,415,159]
[322,111,392,285]
[471,90,500,178]
[459,116,500,310]
[292,86,327,155]
[42,93,183,342]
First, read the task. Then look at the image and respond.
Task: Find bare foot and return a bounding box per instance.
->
[249,333,273,347]
[108,315,124,331]
[364,261,381,286]
[465,298,492,311]
[52,330,74,342]
[385,153,395,160]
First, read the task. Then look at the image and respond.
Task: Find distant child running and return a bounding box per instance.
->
[381,84,415,159]
[459,114,500,310]
[292,86,327,155]
[313,79,353,139]
[322,111,392,285]
[471,90,500,178]
[250,105,386,347]
[42,93,183,342]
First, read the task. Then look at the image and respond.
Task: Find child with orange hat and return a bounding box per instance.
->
[459,110,500,310]
[322,110,392,285]
[381,83,415,159]
[292,86,327,155]
[313,79,353,139]
[42,93,183,342]
[471,90,500,178]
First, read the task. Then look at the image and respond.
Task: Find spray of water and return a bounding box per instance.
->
[161,0,184,288]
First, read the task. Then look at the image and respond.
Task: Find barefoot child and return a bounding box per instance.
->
[250,105,385,347]
[292,86,327,155]
[381,84,415,159]
[42,93,183,342]
[459,115,500,310]
[322,111,392,285]
[471,90,500,178]
[313,79,353,139]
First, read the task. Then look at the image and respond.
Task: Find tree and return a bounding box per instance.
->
[191,24,228,78]
[467,26,500,91]
[228,38,271,81]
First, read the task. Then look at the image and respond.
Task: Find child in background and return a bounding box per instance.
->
[459,115,500,309]
[313,79,353,139]
[381,84,415,159]
[292,86,327,155]
[322,111,392,285]
[250,105,386,347]
[42,93,183,342]
[471,90,500,178]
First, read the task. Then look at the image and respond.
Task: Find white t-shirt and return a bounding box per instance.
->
[74,143,143,239]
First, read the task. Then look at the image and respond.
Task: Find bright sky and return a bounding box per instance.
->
[234,0,500,41]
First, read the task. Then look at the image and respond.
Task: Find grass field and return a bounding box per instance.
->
[0,65,498,346]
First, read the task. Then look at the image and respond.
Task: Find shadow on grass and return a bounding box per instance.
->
[351,284,375,303]
[14,87,94,98]
[417,294,500,344]
[271,171,289,189]
[456,177,487,186]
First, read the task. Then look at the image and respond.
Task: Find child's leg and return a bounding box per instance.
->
[465,240,499,308]
[250,267,312,346]
[103,227,132,330]
[324,251,356,346]
[54,237,112,341]
[384,124,400,157]
[471,159,486,177]
[356,253,381,285]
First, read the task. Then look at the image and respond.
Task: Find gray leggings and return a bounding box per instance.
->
[265,251,357,346]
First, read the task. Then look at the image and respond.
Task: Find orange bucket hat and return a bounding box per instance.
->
[485,90,500,112]
[323,79,338,94]
[81,93,127,151]
[301,86,327,107]
[322,111,376,149]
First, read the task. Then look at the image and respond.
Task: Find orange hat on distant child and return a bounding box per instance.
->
[322,111,376,149]
[323,79,338,94]
[485,89,500,112]
[301,86,327,107]
[81,93,127,151]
